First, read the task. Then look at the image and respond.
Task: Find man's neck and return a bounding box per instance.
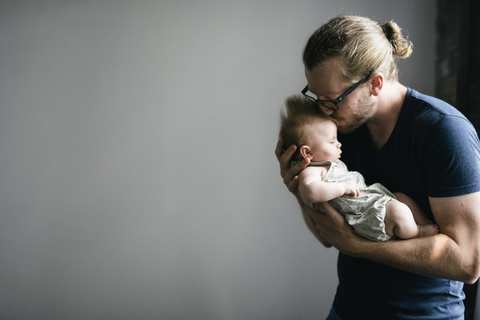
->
[366,82,407,150]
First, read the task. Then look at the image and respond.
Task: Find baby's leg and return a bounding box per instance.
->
[393,192,431,225]
[384,199,439,239]
[384,200,420,239]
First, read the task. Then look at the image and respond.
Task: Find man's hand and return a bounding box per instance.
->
[276,137,333,247]
[275,137,309,193]
[306,202,364,256]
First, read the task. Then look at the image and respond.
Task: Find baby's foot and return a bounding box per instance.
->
[417,224,440,238]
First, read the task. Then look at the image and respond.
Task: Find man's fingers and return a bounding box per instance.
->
[288,175,299,193]
[275,137,284,161]
[304,205,325,223]
[283,156,309,184]
[275,138,309,193]
[318,202,348,225]
[279,144,297,167]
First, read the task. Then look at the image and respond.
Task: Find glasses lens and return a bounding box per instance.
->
[320,101,336,111]
[303,89,337,111]
[303,90,317,101]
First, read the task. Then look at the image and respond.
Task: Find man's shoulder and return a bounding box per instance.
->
[403,88,475,137]
[406,88,467,121]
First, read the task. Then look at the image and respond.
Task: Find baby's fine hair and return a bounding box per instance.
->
[303,15,413,83]
[279,95,336,160]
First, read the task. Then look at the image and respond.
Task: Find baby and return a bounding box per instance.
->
[279,95,439,241]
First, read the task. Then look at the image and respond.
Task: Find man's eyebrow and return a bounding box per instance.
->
[310,87,340,100]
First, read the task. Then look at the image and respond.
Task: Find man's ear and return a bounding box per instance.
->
[299,145,312,159]
[369,73,383,96]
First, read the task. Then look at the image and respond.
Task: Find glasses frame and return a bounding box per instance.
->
[301,74,371,112]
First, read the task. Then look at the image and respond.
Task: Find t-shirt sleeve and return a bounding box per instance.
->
[422,115,480,197]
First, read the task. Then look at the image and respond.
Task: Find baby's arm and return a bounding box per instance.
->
[298,167,359,203]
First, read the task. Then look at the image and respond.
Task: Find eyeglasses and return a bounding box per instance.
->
[301,74,371,112]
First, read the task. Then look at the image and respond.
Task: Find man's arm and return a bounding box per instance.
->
[309,192,480,284]
[275,138,332,247]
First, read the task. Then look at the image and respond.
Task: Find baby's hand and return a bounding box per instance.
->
[342,180,359,198]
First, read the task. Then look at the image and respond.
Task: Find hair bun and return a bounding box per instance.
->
[381,21,413,59]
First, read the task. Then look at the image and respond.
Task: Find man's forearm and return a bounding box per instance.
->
[312,196,480,284]
[351,233,478,284]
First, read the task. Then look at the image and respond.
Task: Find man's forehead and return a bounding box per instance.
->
[305,62,344,96]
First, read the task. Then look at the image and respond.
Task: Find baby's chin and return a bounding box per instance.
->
[311,158,340,163]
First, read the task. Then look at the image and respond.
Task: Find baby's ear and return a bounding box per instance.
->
[299,145,312,159]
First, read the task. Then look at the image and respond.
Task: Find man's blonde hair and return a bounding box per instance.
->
[303,15,413,83]
[279,95,337,160]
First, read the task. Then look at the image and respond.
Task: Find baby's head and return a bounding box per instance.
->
[279,95,340,162]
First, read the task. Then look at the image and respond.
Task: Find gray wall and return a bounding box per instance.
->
[0,1,436,319]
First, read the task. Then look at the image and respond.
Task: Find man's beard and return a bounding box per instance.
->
[334,92,375,134]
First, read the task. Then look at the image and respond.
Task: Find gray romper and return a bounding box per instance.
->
[294,160,396,241]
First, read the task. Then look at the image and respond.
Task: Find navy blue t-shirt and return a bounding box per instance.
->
[333,88,480,319]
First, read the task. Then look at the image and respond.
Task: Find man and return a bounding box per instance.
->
[276,15,480,319]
